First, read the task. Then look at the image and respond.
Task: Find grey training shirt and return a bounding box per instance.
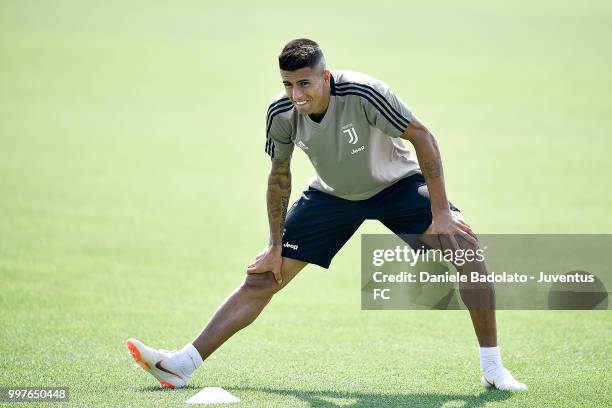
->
[265,70,421,201]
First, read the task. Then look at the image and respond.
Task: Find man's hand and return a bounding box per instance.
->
[246,245,283,284]
[427,210,478,250]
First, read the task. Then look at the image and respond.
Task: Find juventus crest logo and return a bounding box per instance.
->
[342,126,359,144]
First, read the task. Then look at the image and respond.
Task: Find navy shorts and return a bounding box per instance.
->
[281,173,460,268]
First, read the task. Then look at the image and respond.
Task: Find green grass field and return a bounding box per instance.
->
[1,1,611,406]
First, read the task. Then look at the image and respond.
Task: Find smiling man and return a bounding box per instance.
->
[126,39,526,392]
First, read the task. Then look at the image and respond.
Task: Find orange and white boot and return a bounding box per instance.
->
[125,339,190,389]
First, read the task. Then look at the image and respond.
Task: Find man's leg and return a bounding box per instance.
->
[419,227,496,346]
[126,257,307,388]
[420,222,526,391]
[372,175,525,391]
[192,257,307,359]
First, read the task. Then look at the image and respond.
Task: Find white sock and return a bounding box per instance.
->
[479,346,502,376]
[167,344,203,377]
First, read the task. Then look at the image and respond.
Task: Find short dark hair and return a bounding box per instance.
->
[278,38,325,71]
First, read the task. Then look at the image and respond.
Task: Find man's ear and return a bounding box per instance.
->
[324,69,331,82]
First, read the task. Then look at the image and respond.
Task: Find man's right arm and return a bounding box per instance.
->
[267,157,292,248]
[246,157,291,284]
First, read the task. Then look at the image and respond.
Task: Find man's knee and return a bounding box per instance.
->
[455,234,480,251]
[241,272,282,299]
[420,233,480,252]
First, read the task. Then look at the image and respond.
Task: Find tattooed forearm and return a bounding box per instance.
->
[419,133,443,180]
[421,156,442,180]
[267,158,292,246]
[410,128,451,214]
[401,118,450,214]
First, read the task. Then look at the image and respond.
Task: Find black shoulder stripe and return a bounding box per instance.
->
[266,104,294,135]
[267,97,291,115]
[335,82,410,127]
[265,103,294,158]
[335,89,406,133]
[265,138,275,158]
[335,82,410,128]
[335,85,408,130]
[266,102,293,132]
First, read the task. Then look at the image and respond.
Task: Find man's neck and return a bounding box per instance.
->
[308,82,331,123]
[309,111,325,123]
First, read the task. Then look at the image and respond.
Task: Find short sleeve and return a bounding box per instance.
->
[265,99,294,160]
[361,80,413,138]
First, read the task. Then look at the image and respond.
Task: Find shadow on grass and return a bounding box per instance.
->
[230,386,513,407]
[138,384,201,392]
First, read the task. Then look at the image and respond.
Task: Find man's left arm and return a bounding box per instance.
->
[401,117,476,247]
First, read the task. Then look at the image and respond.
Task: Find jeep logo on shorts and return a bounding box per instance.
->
[283,242,298,250]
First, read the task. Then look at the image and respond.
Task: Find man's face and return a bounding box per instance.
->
[280,66,330,115]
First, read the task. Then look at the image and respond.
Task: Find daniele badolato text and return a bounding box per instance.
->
[370,246,596,284]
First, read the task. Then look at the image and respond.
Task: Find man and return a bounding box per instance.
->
[126,39,526,392]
